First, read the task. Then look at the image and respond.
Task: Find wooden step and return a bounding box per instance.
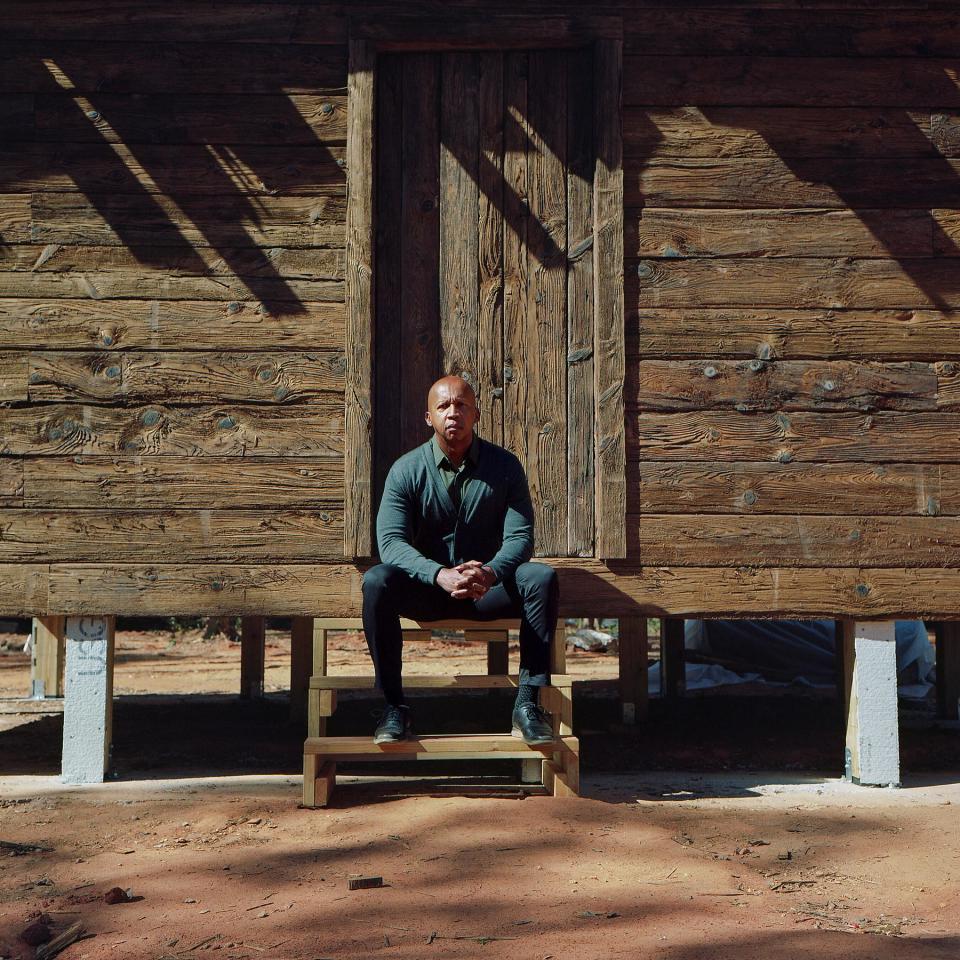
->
[309,673,573,690]
[304,733,578,761]
[316,618,518,632]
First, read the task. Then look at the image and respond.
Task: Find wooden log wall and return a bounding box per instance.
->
[5,1,960,618]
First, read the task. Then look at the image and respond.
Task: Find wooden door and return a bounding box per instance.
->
[345,30,624,560]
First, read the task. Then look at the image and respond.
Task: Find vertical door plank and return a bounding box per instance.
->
[440,52,480,388]
[503,52,530,476]
[477,52,505,446]
[374,54,404,509]
[593,37,626,558]
[400,54,441,451]
[344,38,376,557]
[527,49,568,557]
[566,46,595,557]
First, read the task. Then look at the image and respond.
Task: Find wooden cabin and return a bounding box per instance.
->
[3,1,960,785]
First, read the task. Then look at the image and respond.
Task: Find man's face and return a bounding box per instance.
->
[426,379,479,448]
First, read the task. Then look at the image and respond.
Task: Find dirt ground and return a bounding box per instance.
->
[1,627,959,959]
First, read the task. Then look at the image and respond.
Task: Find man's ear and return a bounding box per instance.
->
[424,410,432,427]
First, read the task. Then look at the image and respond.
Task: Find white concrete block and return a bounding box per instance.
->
[845,620,900,787]
[62,617,115,785]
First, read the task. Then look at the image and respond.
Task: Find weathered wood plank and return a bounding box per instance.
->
[343,38,376,559]
[527,50,567,557]
[0,509,343,562]
[631,258,960,310]
[932,210,960,255]
[439,52,480,386]
[567,46,594,557]
[629,410,960,463]
[630,209,932,259]
[623,57,960,108]
[632,514,960,568]
[399,54,440,452]
[0,143,345,195]
[634,359,938,412]
[625,108,960,160]
[624,10,960,57]
[0,194,30,243]
[634,462,957,517]
[36,561,960,619]
[35,94,347,144]
[0,299,345,350]
[0,402,343,457]
[503,51,530,488]
[0,353,28,403]
[631,159,960,209]
[22,457,342,509]
[594,38,627,559]
[1,244,345,279]
[25,351,344,403]
[31,195,346,248]
[0,42,346,93]
[628,309,960,361]
[373,54,404,510]
[477,51,504,446]
[0,564,48,617]
[0,94,32,140]
[0,459,24,506]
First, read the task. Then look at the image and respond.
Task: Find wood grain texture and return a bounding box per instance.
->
[631,158,960,209]
[22,457,342,508]
[34,93,347,145]
[439,52,480,386]
[527,50,567,556]
[567,46,594,557]
[31,195,346,248]
[342,38,375,559]
[0,299,345,350]
[628,309,960,360]
[0,143,346,196]
[629,410,960,464]
[399,54,440,455]
[0,194,30,242]
[630,209,933,259]
[625,108,960,160]
[477,51,504,445]
[31,561,960,619]
[633,359,938,412]
[632,514,960,568]
[25,351,345,403]
[0,402,343,457]
[631,258,960,310]
[593,37,626,559]
[0,42,347,93]
[0,509,343,562]
[623,56,960,108]
[634,462,958,517]
[0,353,28,402]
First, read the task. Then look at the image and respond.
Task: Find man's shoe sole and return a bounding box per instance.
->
[511,726,555,746]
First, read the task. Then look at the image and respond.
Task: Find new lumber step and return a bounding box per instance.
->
[304,733,578,761]
[309,674,573,690]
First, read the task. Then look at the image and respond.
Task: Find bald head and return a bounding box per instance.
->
[425,375,480,461]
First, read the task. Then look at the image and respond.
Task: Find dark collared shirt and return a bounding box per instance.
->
[431,434,479,510]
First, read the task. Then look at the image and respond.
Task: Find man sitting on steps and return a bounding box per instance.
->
[362,374,559,747]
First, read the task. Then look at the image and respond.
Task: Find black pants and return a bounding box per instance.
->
[361,562,559,706]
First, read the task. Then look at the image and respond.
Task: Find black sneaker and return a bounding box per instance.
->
[374,705,413,744]
[511,701,554,746]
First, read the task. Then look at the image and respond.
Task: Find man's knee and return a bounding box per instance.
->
[362,563,407,601]
[515,562,558,597]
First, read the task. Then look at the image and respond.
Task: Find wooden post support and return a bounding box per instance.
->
[240,616,266,700]
[618,616,648,723]
[934,622,960,721]
[842,620,900,787]
[61,616,115,785]
[31,616,66,699]
[661,618,685,700]
[290,616,314,722]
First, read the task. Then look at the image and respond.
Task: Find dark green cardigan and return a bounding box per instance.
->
[376,435,534,585]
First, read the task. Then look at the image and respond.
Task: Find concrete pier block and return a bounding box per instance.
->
[62,616,115,785]
[842,620,900,787]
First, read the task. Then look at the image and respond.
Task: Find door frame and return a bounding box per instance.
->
[343,15,625,559]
